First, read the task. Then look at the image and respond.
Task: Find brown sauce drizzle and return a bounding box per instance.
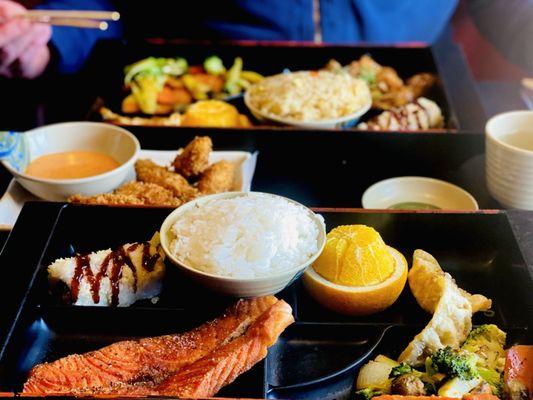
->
[70,242,160,306]
[375,100,431,130]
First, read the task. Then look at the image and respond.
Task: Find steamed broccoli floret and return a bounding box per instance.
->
[389,363,417,378]
[423,380,437,395]
[428,347,479,380]
[354,388,382,400]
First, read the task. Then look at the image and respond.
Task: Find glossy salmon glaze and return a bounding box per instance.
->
[156,298,293,397]
[463,395,500,400]
[94,298,294,397]
[23,296,279,394]
[504,345,533,400]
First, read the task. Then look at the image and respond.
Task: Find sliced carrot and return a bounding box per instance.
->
[157,86,192,105]
[189,73,225,93]
[188,65,205,74]
[166,76,184,89]
[121,94,140,114]
[154,103,173,115]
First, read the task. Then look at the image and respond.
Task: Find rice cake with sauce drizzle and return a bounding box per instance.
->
[47,233,165,307]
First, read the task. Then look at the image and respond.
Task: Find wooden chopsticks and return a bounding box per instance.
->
[15,10,120,30]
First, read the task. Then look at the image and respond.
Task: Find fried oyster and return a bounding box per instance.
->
[172,136,212,178]
[69,136,240,207]
[69,181,182,207]
[136,159,198,201]
[198,160,236,194]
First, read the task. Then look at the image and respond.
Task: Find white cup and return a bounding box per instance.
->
[486,110,533,209]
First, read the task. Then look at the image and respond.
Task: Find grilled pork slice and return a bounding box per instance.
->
[90,298,294,397]
[23,296,279,394]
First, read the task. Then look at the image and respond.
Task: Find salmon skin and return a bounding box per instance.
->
[90,298,294,397]
[23,296,282,395]
[504,345,533,400]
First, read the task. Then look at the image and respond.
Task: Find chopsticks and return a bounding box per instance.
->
[15,10,120,31]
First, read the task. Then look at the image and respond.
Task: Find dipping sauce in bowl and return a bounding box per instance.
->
[1,122,140,201]
[388,202,440,210]
[25,150,120,179]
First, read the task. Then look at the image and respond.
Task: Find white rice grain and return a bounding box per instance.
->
[170,194,322,278]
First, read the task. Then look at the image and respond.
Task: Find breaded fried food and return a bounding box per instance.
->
[172,136,212,178]
[136,159,197,200]
[198,160,235,194]
[69,181,182,207]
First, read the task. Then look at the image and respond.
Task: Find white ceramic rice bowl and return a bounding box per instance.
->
[160,192,327,297]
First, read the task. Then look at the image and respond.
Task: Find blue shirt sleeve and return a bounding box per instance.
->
[203,0,458,44]
[36,0,122,74]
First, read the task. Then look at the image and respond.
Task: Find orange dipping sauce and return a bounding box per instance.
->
[25,150,120,180]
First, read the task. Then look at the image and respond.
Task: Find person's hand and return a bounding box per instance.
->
[0,0,51,78]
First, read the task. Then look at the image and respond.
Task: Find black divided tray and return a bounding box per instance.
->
[1,203,532,399]
[126,129,495,210]
[84,40,465,132]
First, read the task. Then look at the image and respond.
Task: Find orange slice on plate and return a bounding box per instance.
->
[303,225,407,316]
[181,100,240,127]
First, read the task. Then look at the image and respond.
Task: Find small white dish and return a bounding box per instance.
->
[0,150,257,230]
[362,176,479,211]
[244,88,371,130]
[159,192,326,297]
[1,122,140,201]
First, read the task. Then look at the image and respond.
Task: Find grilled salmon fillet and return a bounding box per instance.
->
[87,298,294,397]
[23,296,279,394]
[156,297,294,397]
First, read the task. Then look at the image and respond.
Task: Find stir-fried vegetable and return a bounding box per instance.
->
[130,75,167,114]
[428,347,479,381]
[462,324,506,396]
[204,56,226,75]
[240,70,264,83]
[120,55,263,116]
[354,388,383,400]
[390,363,417,379]
[124,57,188,85]
[224,57,243,95]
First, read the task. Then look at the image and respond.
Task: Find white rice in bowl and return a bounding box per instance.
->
[246,70,371,121]
[169,193,323,278]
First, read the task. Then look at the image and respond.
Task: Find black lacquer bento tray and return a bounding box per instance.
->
[83,39,483,132]
[121,128,495,209]
[0,203,531,399]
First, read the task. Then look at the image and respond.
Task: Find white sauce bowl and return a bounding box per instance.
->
[2,122,140,201]
[362,176,479,211]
